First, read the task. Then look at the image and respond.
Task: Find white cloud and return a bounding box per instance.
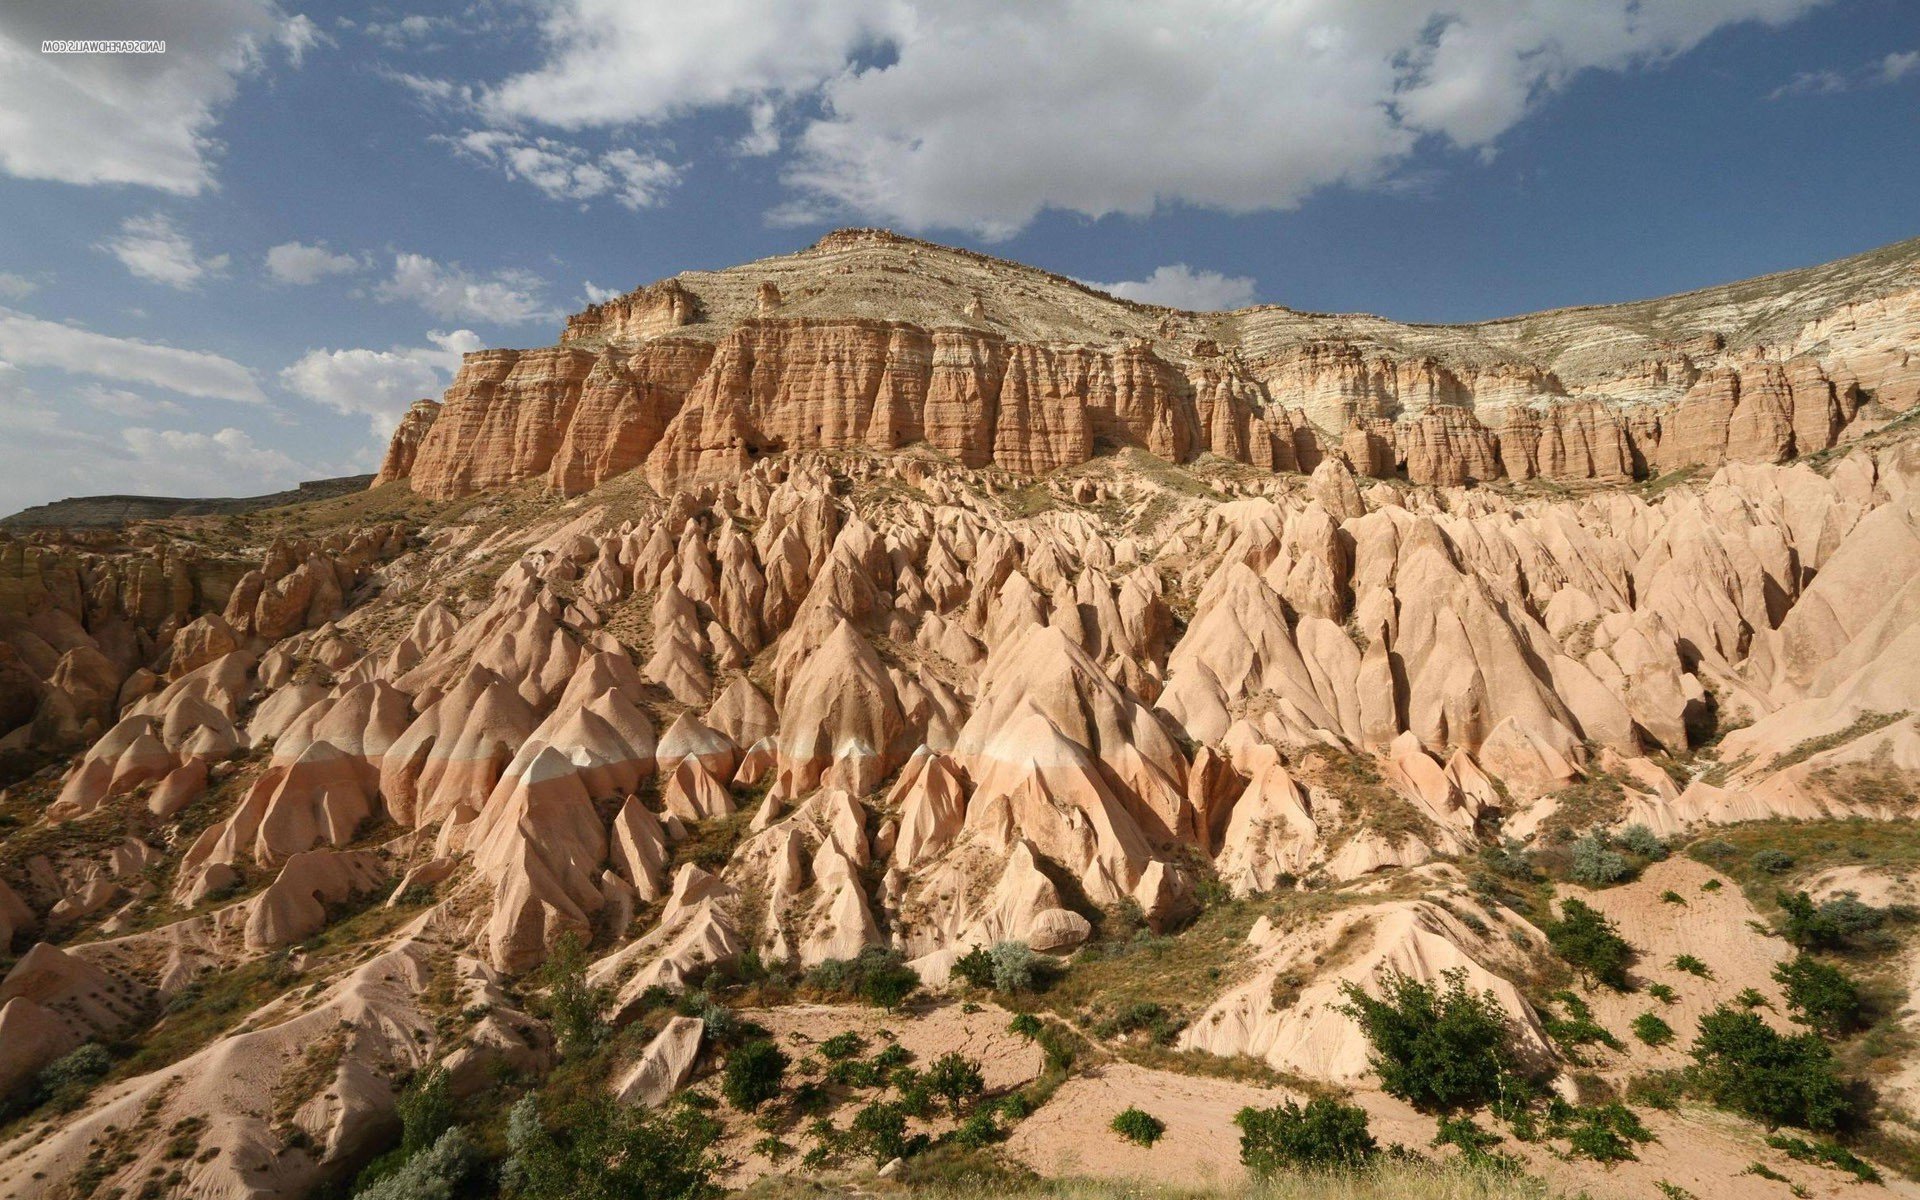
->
[478,0,1822,237]
[1089,264,1257,310]
[1770,47,1919,98]
[280,328,480,435]
[277,12,329,66]
[118,425,309,492]
[373,253,557,325]
[446,129,679,209]
[0,0,309,193]
[0,272,35,301]
[265,240,362,284]
[0,307,264,402]
[582,281,623,304]
[100,213,230,288]
[78,383,185,418]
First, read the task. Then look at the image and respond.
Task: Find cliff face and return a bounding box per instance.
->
[371,400,440,487]
[385,232,1920,499]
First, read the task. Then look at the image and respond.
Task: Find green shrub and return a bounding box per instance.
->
[1689,1005,1855,1132]
[926,1052,985,1117]
[722,1040,789,1112]
[1542,991,1623,1058]
[1773,955,1865,1037]
[1008,1013,1043,1040]
[1701,879,1723,892]
[820,1031,868,1061]
[1546,898,1633,989]
[1764,1133,1881,1183]
[1671,954,1711,979]
[1777,890,1892,953]
[1617,824,1668,860]
[1236,1097,1377,1173]
[952,946,994,990]
[1570,833,1631,885]
[1646,983,1677,1004]
[1632,1012,1676,1047]
[395,1069,456,1157]
[1110,1106,1166,1147]
[356,1127,479,1200]
[541,932,610,1059]
[1337,968,1517,1112]
[852,1100,927,1164]
[1752,849,1796,875]
[36,1043,112,1101]
[806,947,922,1010]
[1550,1100,1653,1162]
[504,1093,720,1200]
[988,941,1037,993]
[1431,1115,1521,1172]
[950,1110,1002,1148]
[1660,890,1686,906]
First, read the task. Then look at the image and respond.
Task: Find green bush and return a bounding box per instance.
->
[541,932,611,1059]
[1752,849,1796,874]
[1647,983,1677,1004]
[852,1100,927,1164]
[722,1040,789,1112]
[1236,1097,1377,1173]
[1110,1106,1165,1147]
[1776,890,1891,953]
[1773,955,1865,1037]
[1689,1004,1855,1132]
[1617,825,1669,860]
[1764,1133,1881,1183]
[1008,1013,1043,1040]
[988,941,1037,993]
[356,1127,479,1200]
[1431,1115,1521,1172]
[1570,833,1631,885]
[806,947,922,1010]
[1632,1012,1675,1047]
[1672,954,1711,979]
[36,1043,112,1101]
[396,1069,456,1157]
[820,1031,868,1061]
[1546,898,1633,989]
[1550,1100,1653,1162]
[952,946,994,990]
[504,1093,720,1200]
[1337,969,1517,1112]
[925,1052,984,1117]
[950,1110,1002,1149]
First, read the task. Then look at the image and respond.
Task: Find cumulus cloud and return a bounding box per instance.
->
[1089,264,1257,311]
[0,0,312,193]
[582,281,623,304]
[373,253,557,325]
[118,425,310,493]
[280,328,481,435]
[478,0,1822,237]
[1879,50,1917,83]
[265,240,363,284]
[100,214,230,288]
[0,307,264,401]
[446,129,679,209]
[0,272,35,301]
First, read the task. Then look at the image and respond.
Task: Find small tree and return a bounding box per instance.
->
[1616,824,1668,861]
[926,1052,985,1117]
[504,1093,721,1200]
[1545,898,1633,989]
[1110,1107,1165,1147]
[1689,1005,1854,1132]
[857,948,921,1010]
[952,945,994,990]
[1774,955,1865,1037]
[1337,968,1516,1112]
[36,1043,112,1103]
[543,932,610,1058]
[722,1039,789,1112]
[1236,1097,1377,1173]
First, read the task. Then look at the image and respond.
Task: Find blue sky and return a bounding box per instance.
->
[0,0,1915,515]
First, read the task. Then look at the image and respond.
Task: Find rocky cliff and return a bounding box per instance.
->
[387,230,1920,498]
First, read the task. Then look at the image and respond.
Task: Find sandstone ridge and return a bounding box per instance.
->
[393,231,1920,498]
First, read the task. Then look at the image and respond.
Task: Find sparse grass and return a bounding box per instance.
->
[1768,712,1912,774]
[741,1159,1561,1200]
